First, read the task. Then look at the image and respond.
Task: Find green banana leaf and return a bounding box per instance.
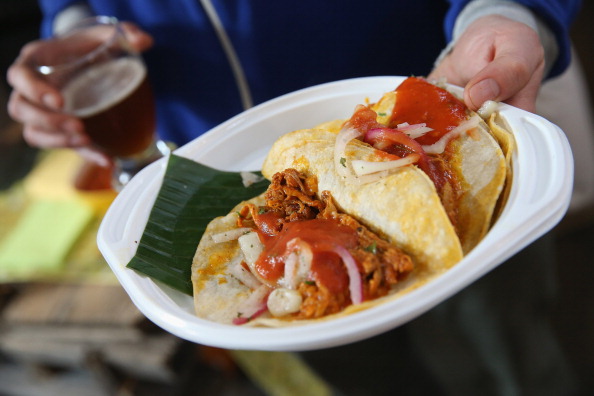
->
[126,154,269,295]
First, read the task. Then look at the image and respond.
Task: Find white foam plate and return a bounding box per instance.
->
[98,76,573,351]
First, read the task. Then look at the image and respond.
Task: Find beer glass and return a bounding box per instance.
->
[36,16,169,190]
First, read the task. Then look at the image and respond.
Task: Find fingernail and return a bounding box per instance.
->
[42,93,60,109]
[468,79,500,109]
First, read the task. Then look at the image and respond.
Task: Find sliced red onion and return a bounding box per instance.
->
[364,127,430,173]
[364,127,389,142]
[233,284,270,325]
[233,305,268,325]
[332,245,363,305]
[284,238,363,304]
[364,127,426,156]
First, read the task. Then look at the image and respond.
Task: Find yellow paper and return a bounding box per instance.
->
[0,199,94,277]
[23,149,116,215]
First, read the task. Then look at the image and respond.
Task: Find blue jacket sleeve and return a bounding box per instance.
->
[37,0,84,37]
[443,0,582,78]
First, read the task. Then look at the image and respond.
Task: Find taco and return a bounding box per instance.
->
[322,77,508,253]
[260,128,463,274]
[191,77,509,326]
[191,167,456,326]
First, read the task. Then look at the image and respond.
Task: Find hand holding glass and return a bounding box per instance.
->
[36,16,168,189]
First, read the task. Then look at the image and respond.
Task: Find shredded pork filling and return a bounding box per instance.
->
[237,168,414,320]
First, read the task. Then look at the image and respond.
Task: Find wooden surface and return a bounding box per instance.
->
[0,283,182,385]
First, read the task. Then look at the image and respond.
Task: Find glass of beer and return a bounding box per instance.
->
[35,16,169,190]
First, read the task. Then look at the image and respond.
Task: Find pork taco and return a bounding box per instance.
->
[191,77,510,326]
[320,77,508,253]
[191,167,456,326]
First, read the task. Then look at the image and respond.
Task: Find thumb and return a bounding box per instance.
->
[464,54,544,112]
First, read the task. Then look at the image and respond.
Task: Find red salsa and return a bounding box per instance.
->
[254,218,358,293]
[388,77,467,145]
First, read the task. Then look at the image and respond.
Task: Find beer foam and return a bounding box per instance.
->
[62,57,146,118]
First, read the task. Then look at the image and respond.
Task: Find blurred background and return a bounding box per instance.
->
[0,1,593,395]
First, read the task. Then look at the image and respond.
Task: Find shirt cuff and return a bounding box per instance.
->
[53,2,94,34]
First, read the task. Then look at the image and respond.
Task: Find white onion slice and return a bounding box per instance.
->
[404,126,433,139]
[333,245,363,305]
[282,238,313,289]
[351,171,391,185]
[235,284,270,322]
[351,154,419,176]
[211,227,253,243]
[229,260,262,289]
[240,171,264,187]
[238,231,265,284]
[334,126,362,179]
[477,100,499,120]
[282,252,298,289]
[421,115,481,154]
[396,122,433,139]
[333,125,408,185]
